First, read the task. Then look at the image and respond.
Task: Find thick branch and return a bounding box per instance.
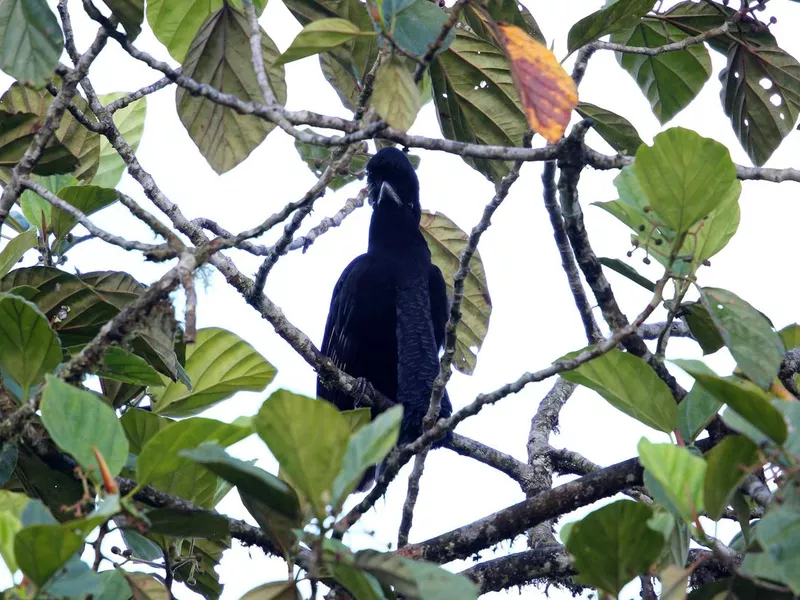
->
[525,379,576,546]
[400,456,644,564]
[459,545,576,594]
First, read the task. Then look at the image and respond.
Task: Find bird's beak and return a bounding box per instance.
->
[378,181,402,207]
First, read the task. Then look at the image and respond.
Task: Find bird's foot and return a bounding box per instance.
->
[352,377,371,408]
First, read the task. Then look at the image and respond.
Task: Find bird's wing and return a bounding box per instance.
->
[428,263,448,351]
[318,255,370,411]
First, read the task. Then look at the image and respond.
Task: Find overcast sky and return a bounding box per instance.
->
[1,1,799,598]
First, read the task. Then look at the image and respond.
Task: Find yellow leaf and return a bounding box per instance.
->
[497,23,578,143]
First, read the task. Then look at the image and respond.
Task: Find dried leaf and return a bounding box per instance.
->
[496,24,577,143]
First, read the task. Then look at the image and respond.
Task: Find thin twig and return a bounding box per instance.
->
[541,160,601,343]
[590,21,731,55]
[19,179,170,257]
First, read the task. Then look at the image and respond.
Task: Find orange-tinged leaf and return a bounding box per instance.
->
[497,23,577,143]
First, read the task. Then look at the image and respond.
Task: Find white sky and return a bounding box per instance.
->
[1,1,799,598]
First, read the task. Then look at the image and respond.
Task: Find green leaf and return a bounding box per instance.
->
[241,581,302,600]
[96,570,133,600]
[0,84,100,182]
[20,174,78,234]
[383,0,453,57]
[371,57,421,132]
[688,189,741,266]
[137,417,251,487]
[560,348,677,432]
[145,507,229,539]
[129,300,183,384]
[576,102,643,154]
[673,359,787,445]
[78,269,145,309]
[333,405,402,505]
[146,0,266,63]
[94,93,147,189]
[97,347,163,386]
[294,138,372,191]
[119,408,172,454]
[13,449,83,522]
[598,257,655,292]
[354,549,479,600]
[0,492,26,572]
[0,229,37,278]
[330,563,386,600]
[0,443,18,485]
[181,444,302,522]
[463,0,544,45]
[775,400,800,457]
[150,327,276,417]
[173,537,224,598]
[419,211,491,375]
[123,573,171,600]
[633,128,738,234]
[681,302,724,355]
[720,44,800,166]
[120,529,161,561]
[276,18,365,66]
[0,292,61,397]
[676,383,721,444]
[41,375,129,479]
[703,435,758,521]
[100,0,143,41]
[700,287,784,390]
[342,408,372,433]
[608,163,740,277]
[284,0,376,111]
[44,556,104,597]
[176,5,286,174]
[50,185,118,242]
[0,111,77,177]
[611,18,711,124]
[15,524,82,586]
[638,438,706,522]
[430,28,527,183]
[567,0,655,53]
[755,505,800,594]
[662,1,777,56]
[779,323,800,351]
[0,0,63,86]
[564,500,664,596]
[240,490,299,558]
[255,390,350,517]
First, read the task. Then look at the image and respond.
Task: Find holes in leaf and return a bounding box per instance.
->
[441,92,448,98]
[780,112,786,121]
[479,80,488,88]
[770,93,782,107]
[759,78,773,90]
[734,71,741,79]
[744,118,749,127]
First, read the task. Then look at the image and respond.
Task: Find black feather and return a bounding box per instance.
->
[317,147,452,491]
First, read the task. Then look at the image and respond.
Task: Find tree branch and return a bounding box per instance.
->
[542,160,601,343]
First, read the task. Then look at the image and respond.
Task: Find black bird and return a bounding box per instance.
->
[317,147,453,490]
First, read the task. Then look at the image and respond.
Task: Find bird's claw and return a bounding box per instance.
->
[352,377,371,407]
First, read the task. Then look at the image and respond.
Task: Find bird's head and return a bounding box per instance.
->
[366,147,421,225]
